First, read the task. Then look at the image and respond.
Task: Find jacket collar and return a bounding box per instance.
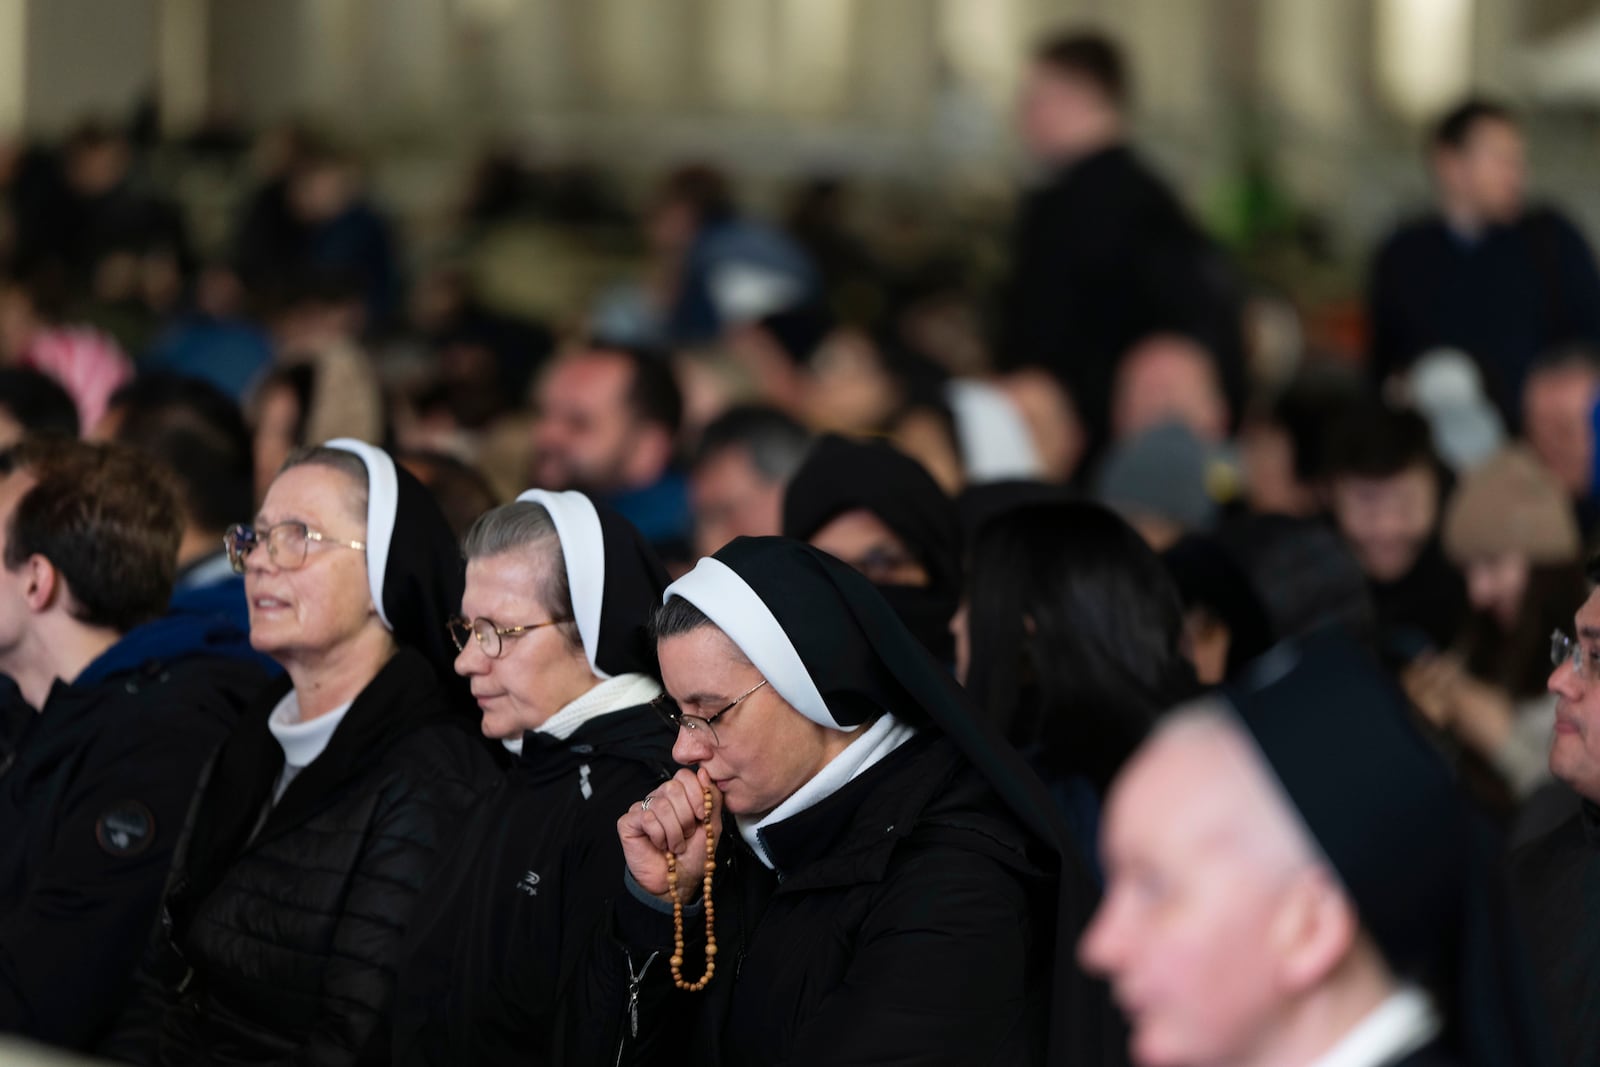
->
[180,648,457,903]
[1581,800,1600,847]
[514,702,676,785]
[746,733,1037,892]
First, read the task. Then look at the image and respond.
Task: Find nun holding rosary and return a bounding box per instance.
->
[571,537,1127,1066]
[394,490,678,1067]
[106,441,498,1066]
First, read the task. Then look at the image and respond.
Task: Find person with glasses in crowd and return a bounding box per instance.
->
[567,537,1123,1067]
[106,440,496,1067]
[393,490,677,1067]
[0,439,266,1051]
[1510,555,1600,1067]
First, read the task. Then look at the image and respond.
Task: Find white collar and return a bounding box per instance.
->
[739,714,918,870]
[502,672,663,754]
[1303,987,1441,1067]
[267,690,355,769]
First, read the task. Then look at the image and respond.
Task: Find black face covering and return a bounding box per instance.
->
[873,583,956,665]
[782,434,962,663]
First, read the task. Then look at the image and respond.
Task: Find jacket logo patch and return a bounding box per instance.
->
[95,801,155,857]
[578,763,593,800]
[515,870,541,897]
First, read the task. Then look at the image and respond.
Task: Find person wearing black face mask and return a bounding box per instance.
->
[782,435,962,665]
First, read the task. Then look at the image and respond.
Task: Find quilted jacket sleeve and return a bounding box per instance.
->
[288,760,487,1067]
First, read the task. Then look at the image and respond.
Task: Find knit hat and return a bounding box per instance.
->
[1443,447,1579,565]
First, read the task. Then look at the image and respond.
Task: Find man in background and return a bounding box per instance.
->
[1369,99,1600,423]
[1002,30,1244,454]
[531,343,692,560]
[688,404,811,557]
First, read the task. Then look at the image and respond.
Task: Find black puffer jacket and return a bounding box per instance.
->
[104,649,497,1067]
[0,621,266,1049]
[568,732,1056,1066]
[394,702,677,1067]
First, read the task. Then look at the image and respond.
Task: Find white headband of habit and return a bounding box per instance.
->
[516,489,610,679]
[324,438,397,631]
[663,556,849,732]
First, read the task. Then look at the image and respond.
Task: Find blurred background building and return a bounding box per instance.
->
[11,0,1600,334]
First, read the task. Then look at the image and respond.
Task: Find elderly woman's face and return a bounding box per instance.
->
[246,464,379,666]
[658,624,844,818]
[455,547,598,739]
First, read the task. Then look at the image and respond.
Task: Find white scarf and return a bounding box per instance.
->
[266,690,354,802]
[502,672,663,755]
[739,713,918,870]
[1303,987,1441,1067]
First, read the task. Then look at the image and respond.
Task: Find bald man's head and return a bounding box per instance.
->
[1081,705,1395,1067]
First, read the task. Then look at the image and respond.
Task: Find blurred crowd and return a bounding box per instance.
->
[3,25,1600,1067]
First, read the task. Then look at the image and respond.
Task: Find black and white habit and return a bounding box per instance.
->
[104,440,497,1066]
[570,536,1124,1067]
[393,489,677,1067]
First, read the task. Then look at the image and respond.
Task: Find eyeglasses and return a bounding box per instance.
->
[652,679,769,746]
[225,522,366,575]
[448,614,574,659]
[1551,630,1600,680]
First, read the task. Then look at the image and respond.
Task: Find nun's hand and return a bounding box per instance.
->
[619,767,724,906]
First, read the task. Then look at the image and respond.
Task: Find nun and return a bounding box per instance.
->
[782,434,963,663]
[570,537,1123,1066]
[393,490,678,1067]
[1082,633,1554,1067]
[105,441,498,1066]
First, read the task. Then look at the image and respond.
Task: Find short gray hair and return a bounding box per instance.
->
[462,501,581,648]
[692,406,813,483]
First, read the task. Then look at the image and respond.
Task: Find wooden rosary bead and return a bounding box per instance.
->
[666,786,718,991]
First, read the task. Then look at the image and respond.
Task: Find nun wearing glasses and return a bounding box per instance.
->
[570,537,1127,1067]
[105,441,497,1067]
[393,490,678,1067]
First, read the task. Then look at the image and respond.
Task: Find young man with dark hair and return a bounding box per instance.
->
[689,404,812,557]
[1369,97,1600,420]
[531,343,693,558]
[1003,29,1245,455]
[0,438,266,1051]
[1326,404,1467,654]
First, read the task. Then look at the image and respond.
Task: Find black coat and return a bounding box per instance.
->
[570,733,1056,1067]
[1368,208,1600,423]
[0,649,263,1049]
[104,649,497,1067]
[1001,144,1245,447]
[1507,803,1600,1066]
[393,704,677,1067]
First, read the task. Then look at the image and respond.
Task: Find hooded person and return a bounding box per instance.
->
[393,490,679,1067]
[1082,632,1555,1067]
[104,441,499,1066]
[567,537,1125,1067]
[782,434,963,663]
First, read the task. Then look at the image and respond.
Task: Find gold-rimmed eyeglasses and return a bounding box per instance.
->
[448,614,574,658]
[651,679,769,746]
[225,522,366,575]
